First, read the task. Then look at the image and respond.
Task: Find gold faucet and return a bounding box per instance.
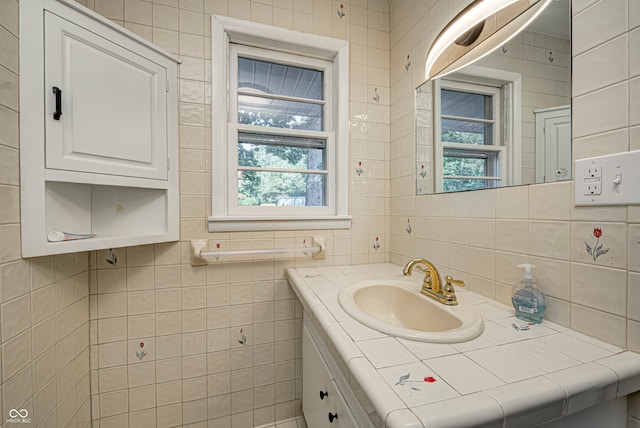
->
[402,258,465,306]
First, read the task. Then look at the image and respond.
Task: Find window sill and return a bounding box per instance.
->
[207,215,352,233]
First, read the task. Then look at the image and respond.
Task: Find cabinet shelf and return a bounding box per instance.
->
[44,168,171,190]
[36,181,176,256]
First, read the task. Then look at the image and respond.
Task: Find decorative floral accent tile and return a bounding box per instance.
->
[355,161,364,176]
[379,362,460,407]
[406,218,412,235]
[405,54,411,71]
[337,3,346,18]
[395,373,437,391]
[373,236,381,251]
[419,164,427,178]
[136,341,147,360]
[548,50,554,63]
[128,338,154,363]
[237,328,247,345]
[584,227,609,262]
[372,88,380,103]
[106,249,118,266]
[572,223,626,268]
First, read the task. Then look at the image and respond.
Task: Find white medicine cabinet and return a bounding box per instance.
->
[20,0,180,257]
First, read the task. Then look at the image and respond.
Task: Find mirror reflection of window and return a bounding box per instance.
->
[435,80,506,193]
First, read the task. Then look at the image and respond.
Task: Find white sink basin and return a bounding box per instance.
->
[338,280,484,343]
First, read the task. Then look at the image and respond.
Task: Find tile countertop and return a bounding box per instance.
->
[287,264,640,428]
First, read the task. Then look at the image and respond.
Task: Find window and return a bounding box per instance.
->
[210,16,350,232]
[434,79,506,192]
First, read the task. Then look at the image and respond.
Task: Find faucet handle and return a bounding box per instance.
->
[443,276,464,299]
[421,269,433,289]
[445,276,465,288]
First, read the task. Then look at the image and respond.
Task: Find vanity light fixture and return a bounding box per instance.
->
[425,0,553,81]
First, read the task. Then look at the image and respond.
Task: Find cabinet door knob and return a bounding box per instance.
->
[328,412,338,423]
[52,86,62,120]
[319,390,328,400]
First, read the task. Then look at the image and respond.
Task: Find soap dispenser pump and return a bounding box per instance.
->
[511,263,546,324]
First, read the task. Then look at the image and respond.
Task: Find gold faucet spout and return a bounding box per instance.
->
[402,258,443,293]
[402,258,464,306]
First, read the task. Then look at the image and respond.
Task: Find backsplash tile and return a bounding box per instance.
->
[573,82,628,138]
[570,303,627,347]
[528,221,571,261]
[528,182,572,221]
[571,222,627,268]
[572,34,628,97]
[572,0,628,56]
[570,263,627,314]
[496,185,529,219]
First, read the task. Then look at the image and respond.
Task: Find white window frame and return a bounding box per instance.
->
[229,44,334,217]
[433,65,522,193]
[210,15,350,232]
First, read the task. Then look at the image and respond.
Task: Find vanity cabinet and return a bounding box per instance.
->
[303,325,357,428]
[20,0,179,257]
[303,316,377,428]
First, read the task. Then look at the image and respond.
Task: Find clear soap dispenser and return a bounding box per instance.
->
[511,263,546,324]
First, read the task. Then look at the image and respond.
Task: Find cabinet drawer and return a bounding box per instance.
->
[44,11,168,180]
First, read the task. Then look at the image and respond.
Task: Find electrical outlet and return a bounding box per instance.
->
[584,180,601,195]
[584,167,602,179]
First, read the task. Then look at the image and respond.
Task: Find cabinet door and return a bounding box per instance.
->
[303,326,357,428]
[44,11,168,180]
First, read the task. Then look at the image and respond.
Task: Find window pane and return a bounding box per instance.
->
[442,149,500,192]
[443,156,487,177]
[443,150,499,177]
[238,133,325,170]
[238,57,323,100]
[441,89,493,120]
[237,171,325,206]
[441,118,493,145]
[238,97,322,131]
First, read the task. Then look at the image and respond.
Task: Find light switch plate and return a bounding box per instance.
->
[574,150,640,206]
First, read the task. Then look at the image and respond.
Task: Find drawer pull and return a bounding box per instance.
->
[328,412,338,423]
[320,390,328,400]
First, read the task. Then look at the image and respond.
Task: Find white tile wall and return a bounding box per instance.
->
[0,1,92,426]
[79,0,392,426]
[2,0,639,425]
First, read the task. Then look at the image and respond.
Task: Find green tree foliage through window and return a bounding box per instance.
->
[237,110,325,206]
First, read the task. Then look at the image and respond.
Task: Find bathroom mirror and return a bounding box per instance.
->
[416,0,571,195]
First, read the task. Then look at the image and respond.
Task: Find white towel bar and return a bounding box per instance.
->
[190,236,326,265]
